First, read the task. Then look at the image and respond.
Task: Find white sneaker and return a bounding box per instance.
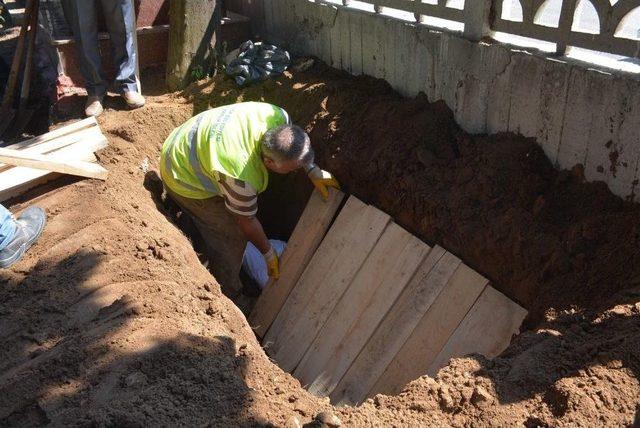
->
[123,91,145,109]
[0,207,46,268]
[85,95,104,117]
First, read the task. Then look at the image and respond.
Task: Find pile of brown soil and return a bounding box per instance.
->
[188,63,640,328]
[0,63,637,426]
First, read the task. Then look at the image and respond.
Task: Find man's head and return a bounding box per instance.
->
[261,125,314,174]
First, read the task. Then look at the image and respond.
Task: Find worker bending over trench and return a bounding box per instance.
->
[160,102,339,295]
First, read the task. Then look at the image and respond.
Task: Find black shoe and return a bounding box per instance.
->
[0,207,46,268]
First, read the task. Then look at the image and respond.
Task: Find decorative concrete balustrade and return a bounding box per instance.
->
[225,0,640,200]
[338,0,639,57]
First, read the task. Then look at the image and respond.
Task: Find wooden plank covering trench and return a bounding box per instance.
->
[249,188,346,337]
[294,222,431,397]
[263,196,391,373]
[256,194,527,404]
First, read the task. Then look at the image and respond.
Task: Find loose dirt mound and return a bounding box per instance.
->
[187,63,640,328]
[0,63,638,426]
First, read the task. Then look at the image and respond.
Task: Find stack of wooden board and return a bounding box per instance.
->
[250,190,527,405]
[0,117,109,202]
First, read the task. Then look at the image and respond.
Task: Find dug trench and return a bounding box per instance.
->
[0,62,638,426]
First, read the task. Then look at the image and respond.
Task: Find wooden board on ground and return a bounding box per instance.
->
[0,127,106,173]
[294,222,432,396]
[0,147,108,180]
[0,119,108,201]
[1,117,98,150]
[363,263,489,402]
[249,188,346,337]
[330,247,459,405]
[426,285,527,376]
[264,196,390,373]
[0,149,99,202]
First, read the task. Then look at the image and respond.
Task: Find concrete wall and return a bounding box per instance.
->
[237,0,640,201]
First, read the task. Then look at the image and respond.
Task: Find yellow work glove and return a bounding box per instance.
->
[307,164,340,201]
[263,245,280,280]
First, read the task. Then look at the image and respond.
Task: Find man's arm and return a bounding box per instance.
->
[235,215,279,279]
[217,174,280,279]
[234,215,270,254]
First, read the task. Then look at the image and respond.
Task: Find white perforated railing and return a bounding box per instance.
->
[493,0,640,57]
[333,0,640,58]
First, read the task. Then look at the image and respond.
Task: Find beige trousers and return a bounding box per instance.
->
[165,187,246,296]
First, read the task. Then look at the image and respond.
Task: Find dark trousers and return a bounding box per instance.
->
[165,187,246,296]
[61,0,138,96]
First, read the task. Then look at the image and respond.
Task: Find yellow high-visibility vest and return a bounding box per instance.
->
[160,102,289,199]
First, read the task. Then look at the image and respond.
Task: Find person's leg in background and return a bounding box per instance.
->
[100,0,145,109]
[0,204,17,252]
[60,0,107,117]
[0,204,47,268]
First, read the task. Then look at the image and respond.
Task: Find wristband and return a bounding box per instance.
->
[305,163,318,174]
[262,245,276,261]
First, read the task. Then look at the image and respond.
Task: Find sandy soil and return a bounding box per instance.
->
[0,63,638,426]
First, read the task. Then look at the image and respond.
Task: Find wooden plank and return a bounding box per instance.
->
[294,0,315,56]
[0,148,99,202]
[485,47,513,134]
[294,222,431,396]
[329,5,342,69]
[250,188,346,337]
[454,74,489,135]
[393,21,411,96]
[0,127,105,173]
[360,12,376,77]
[435,35,459,112]
[270,0,285,46]
[606,80,640,199]
[507,54,543,138]
[582,73,619,184]
[2,117,98,151]
[0,147,108,180]
[330,246,456,405]
[263,0,275,42]
[427,286,527,376]
[264,197,390,373]
[406,24,423,97]
[372,14,387,80]
[383,17,397,90]
[555,67,592,170]
[535,58,571,165]
[316,3,336,65]
[339,9,351,73]
[280,0,295,48]
[420,29,440,102]
[348,11,362,76]
[364,263,488,401]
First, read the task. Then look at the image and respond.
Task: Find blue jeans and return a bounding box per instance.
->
[0,204,16,251]
[62,0,138,96]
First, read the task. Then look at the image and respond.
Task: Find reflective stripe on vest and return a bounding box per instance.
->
[164,115,219,195]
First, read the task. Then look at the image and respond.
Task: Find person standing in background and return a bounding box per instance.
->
[61,0,145,117]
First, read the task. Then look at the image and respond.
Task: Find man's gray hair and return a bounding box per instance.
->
[261,125,314,165]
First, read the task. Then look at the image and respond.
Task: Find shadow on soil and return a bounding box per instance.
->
[472,294,640,419]
[0,250,270,426]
